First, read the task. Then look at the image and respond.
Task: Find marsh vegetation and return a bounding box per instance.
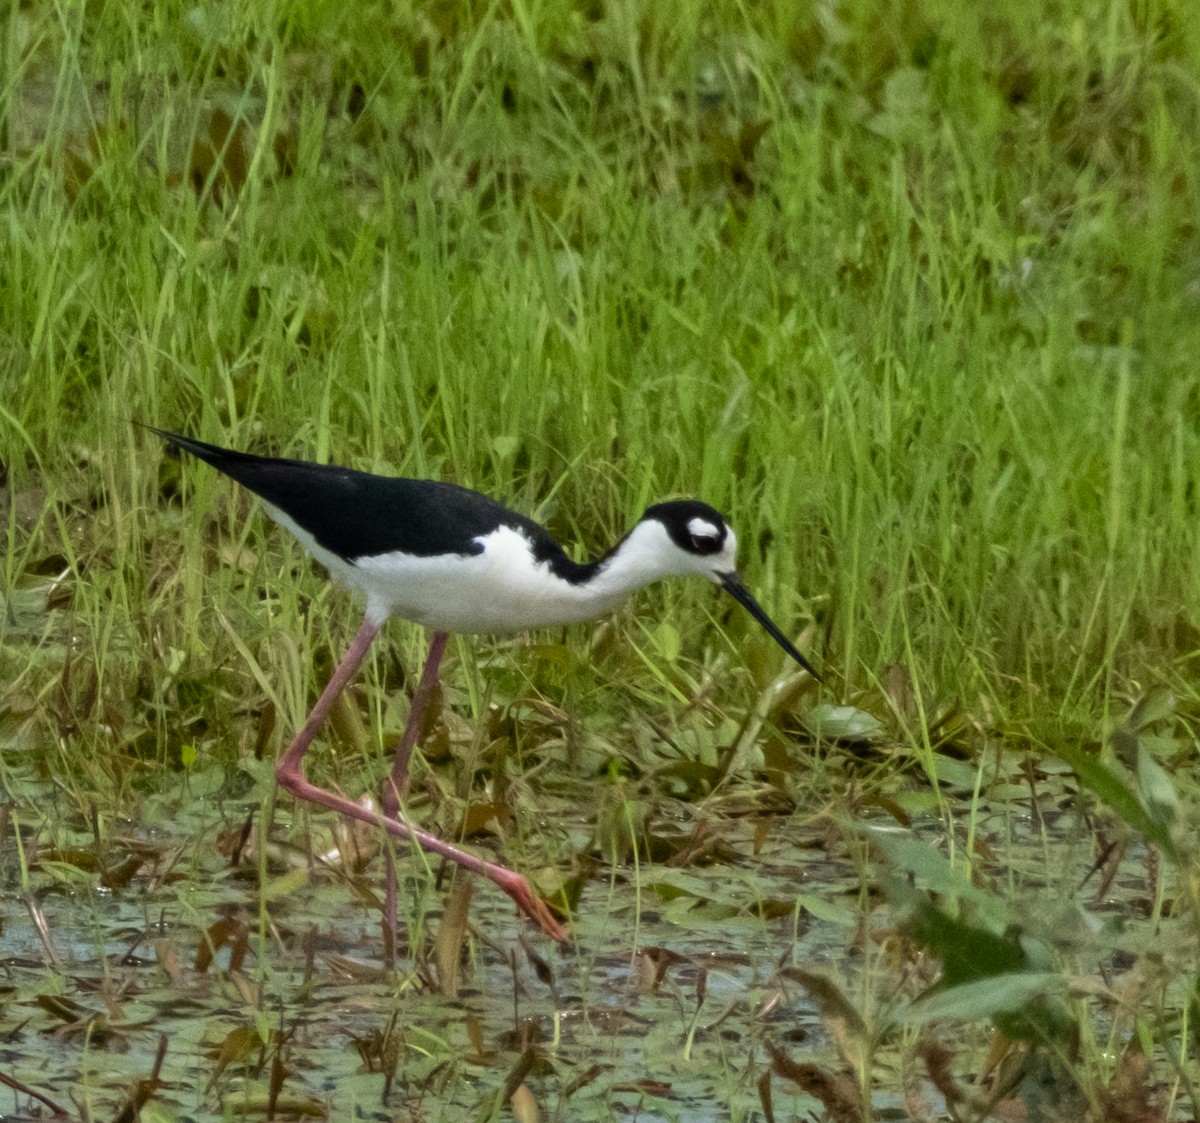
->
[2,1,1199,1119]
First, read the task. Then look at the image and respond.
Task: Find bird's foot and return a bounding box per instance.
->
[491,867,570,944]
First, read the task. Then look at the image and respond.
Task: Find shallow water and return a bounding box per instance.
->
[0,776,850,1119]
[0,759,1182,1122]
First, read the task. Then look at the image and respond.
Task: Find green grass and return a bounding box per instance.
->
[6,1,1200,715]
[3,0,1200,1119]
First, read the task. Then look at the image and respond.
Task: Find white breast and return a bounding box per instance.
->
[350,525,627,633]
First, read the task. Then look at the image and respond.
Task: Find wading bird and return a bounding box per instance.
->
[149,427,820,946]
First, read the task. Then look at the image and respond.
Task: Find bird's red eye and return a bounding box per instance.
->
[689,533,722,555]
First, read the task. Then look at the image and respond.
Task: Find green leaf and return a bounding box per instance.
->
[263,867,312,902]
[795,894,857,928]
[929,757,983,791]
[1136,745,1180,831]
[868,828,1011,932]
[912,972,1062,1024]
[654,621,681,663]
[1056,745,1177,859]
[490,434,520,460]
[644,869,712,899]
[808,704,884,742]
[901,896,1026,988]
[1128,687,1175,731]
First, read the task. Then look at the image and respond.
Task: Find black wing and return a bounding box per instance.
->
[147,427,579,568]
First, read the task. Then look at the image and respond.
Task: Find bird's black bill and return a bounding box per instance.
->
[718,572,822,682]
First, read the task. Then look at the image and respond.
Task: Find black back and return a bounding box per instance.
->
[150,427,599,581]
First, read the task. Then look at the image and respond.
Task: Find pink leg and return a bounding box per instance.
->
[274,619,568,945]
[381,631,449,959]
[382,631,449,816]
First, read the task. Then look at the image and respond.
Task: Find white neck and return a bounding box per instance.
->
[583,520,695,605]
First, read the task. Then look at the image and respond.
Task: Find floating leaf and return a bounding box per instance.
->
[262,867,312,903]
[808,704,884,742]
[217,1093,326,1117]
[931,757,984,791]
[500,1048,539,1105]
[644,869,713,901]
[795,894,857,927]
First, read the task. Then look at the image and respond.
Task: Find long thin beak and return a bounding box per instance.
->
[718,572,822,682]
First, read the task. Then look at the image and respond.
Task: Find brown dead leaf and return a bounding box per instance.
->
[757,1068,775,1123]
[767,1043,863,1123]
[196,914,250,973]
[883,663,917,723]
[915,1035,962,1107]
[511,1083,539,1123]
[859,791,912,827]
[434,876,473,996]
[215,813,255,868]
[154,939,183,986]
[37,994,95,1025]
[778,967,868,1040]
[108,1035,168,1123]
[500,1048,538,1104]
[562,1064,610,1098]
[611,1079,676,1098]
[637,946,686,994]
[272,127,298,177]
[465,1012,492,1062]
[252,701,276,761]
[458,800,511,838]
[267,1050,289,1120]
[207,1025,262,1086]
[1099,1043,1164,1123]
[208,108,247,200]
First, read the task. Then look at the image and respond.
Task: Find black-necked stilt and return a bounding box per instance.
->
[148,427,820,946]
